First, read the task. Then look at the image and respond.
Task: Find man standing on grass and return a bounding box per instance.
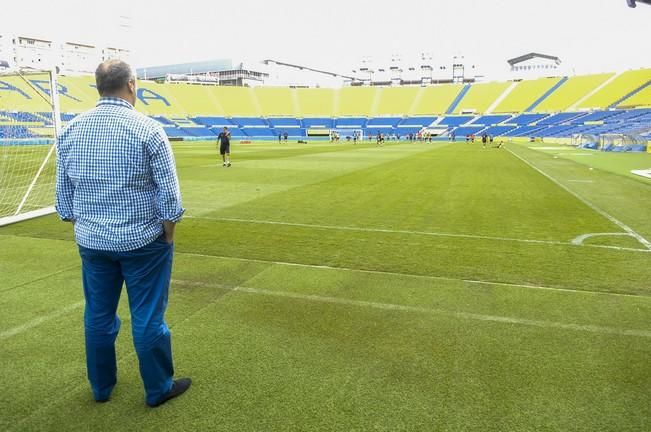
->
[55,59,191,408]
[218,126,232,167]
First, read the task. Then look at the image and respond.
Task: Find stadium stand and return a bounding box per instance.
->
[1,69,650,142]
[618,83,651,108]
[334,117,367,128]
[411,84,464,115]
[253,87,296,116]
[375,87,421,116]
[337,87,377,116]
[508,113,549,125]
[454,81,512,114]
[493,77,564,113]
[438,116,474,126]
[577,69,651,109]
[453,126,485,136]
[302,118,334,128]
[367,117,402,127]
[296,88,335,117]
[470,114,512,125]
[190,116,234,127]
[446,84,471,114]
[397,117,437,127]
[166,84,224,115]
[267,118,302,127]
[537,112,586,125]
[212,86,261,116]
[534,73,614,112]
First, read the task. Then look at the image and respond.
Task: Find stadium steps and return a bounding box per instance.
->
[610,80,651,109]
[485,81,518,114]
[525,77,569,112]
[431,116,446,126]
[171,117,198,127]
[291,89,301,116]
[465,114,484,125]
[370,88,383,116]
[569,71,622,110]
[407,87,426,116]
[445,84,471,114]
[250,88,264,116]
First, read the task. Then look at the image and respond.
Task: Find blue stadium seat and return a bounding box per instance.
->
[508,113,549,125]
[367,117,402,127]
[482,125,517,136]
[335,117,367,128]
[398,117,437,127]
[454,126,485,136]
[231,117,269,127]
[537,112,585,125]
[438,116,473,126]
[302,118,334,128]
[471,115,512,125]
[190,116,234,127]
[267,118,301,127]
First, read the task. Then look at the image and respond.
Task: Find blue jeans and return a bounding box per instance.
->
[78,235,175,405]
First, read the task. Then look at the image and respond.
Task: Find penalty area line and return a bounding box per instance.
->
[185,215,650,253]
[505,146,651,250]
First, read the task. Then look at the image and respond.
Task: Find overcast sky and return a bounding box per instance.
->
[3,0,650,78]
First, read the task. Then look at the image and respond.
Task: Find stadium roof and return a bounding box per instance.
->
[136,59,235,79]
[507,53,561,66]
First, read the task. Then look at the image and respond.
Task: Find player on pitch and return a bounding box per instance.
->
[217,126,231,167]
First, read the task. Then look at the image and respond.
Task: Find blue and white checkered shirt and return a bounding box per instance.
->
[55,97,184,251]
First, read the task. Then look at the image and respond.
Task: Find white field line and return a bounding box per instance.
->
[177,251,651,299]
[172,279,651,339]
[185,215,650,253]
[572,232,633,246]
[506,147,651,250]
[0,301,83,340]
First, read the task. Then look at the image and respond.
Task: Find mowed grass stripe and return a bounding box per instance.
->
[205,143,624,244]
[176,141,443,217]
[176,218,651,295]
[172,279,651,338]
[9,268,651,432]
[2,256,273,432]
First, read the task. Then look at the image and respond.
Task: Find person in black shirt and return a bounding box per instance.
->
[217,127,231,167]
[283,131,288,142]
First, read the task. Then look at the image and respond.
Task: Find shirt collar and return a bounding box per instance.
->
[97,97,135,110]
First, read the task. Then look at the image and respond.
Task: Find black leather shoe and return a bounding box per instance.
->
[147,378,192,408]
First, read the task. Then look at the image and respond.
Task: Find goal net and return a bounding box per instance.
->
[599,133,648,152]
[0,68,62,226]
[571,133,599,149]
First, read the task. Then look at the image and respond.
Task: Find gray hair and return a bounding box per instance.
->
[95,59,135,96]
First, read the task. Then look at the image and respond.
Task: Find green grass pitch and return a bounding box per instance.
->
[1,140,651,431]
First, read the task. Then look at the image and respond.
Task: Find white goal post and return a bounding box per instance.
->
[0,67,62,226]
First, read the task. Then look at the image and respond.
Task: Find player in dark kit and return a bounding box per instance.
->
[217,127,231,167]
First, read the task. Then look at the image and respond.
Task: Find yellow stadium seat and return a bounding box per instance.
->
[534,73,613,112]
[493,77,563,113]
[455,81,511,114]
[411,84,464,115]
[578,69,651,109]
